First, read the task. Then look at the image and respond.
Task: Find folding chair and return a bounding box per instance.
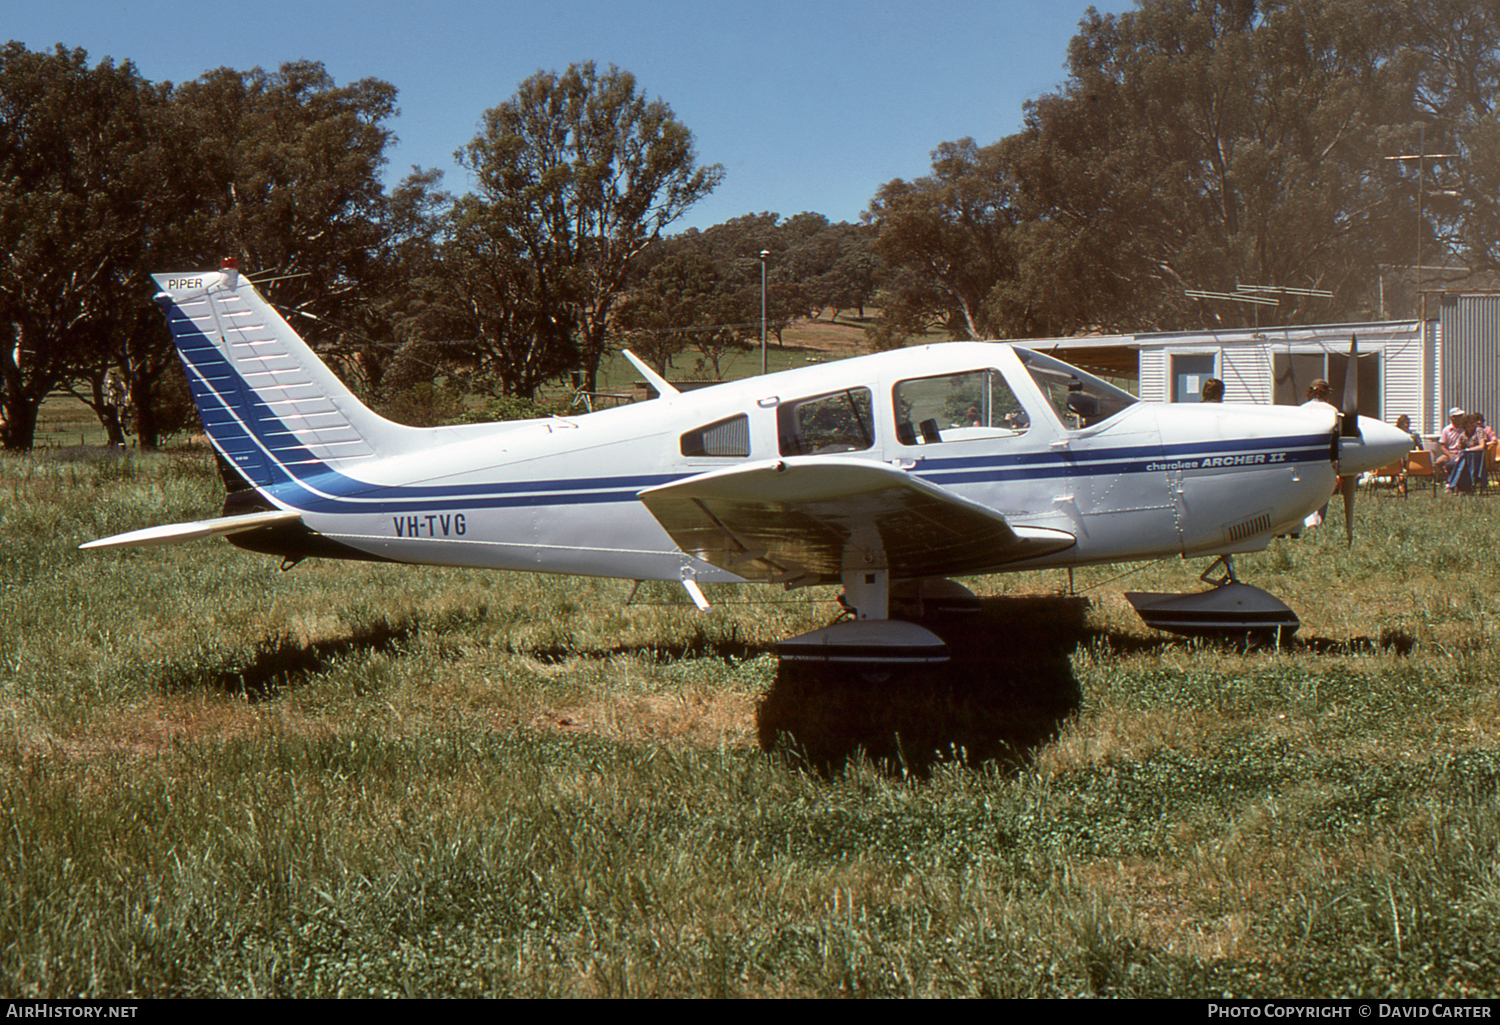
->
[1404,449,1438,496]
[1368,457,1407,496]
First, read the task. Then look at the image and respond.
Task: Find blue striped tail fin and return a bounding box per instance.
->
[152,262,410,489]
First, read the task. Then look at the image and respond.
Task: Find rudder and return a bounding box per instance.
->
[152,260,407,489]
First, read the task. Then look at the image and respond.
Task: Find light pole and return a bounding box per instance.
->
[1383,125,1457,314]
[759,249,770,375]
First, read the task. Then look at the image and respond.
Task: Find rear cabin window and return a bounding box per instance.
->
[681,414,750,457]
[778,388,875,456]
[892,368,1029,446]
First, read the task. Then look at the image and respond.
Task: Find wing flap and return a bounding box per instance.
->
[80,509,302,550]
[640,458,1073,583]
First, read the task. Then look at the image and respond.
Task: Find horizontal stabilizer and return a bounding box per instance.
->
[80,509,302,550]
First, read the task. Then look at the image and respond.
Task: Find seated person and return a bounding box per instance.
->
[1394,414,1422,451]
[1452,413,1487,494]
[1065,377,1098,425]
[1437,407,1465,488]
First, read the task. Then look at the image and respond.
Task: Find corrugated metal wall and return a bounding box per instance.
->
[1138,348,1167,402]
[1381,323,1427,433]
[1425,318,1442,436]
[1072,319,1442,427]
[1438,294,1500,425]
[1222,344,1271,403]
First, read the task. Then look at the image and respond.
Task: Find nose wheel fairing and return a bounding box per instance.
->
[1124,555,1300,641]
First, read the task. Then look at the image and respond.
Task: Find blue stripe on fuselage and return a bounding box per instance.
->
[914,434,1330,487]
[168,305,683,511]
[169,300,1332,515]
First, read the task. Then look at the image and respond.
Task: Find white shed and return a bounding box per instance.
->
[1012,300,1500,439]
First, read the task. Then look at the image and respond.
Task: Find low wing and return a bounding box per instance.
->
[639,457,1074,585]
[80,509,302,550]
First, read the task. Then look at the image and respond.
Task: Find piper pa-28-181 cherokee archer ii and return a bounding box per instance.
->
[83,260,1412,661]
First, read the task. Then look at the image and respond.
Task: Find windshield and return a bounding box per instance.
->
[1014,348,1137,430]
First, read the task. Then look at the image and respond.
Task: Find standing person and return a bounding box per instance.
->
[1201,378,1224,402]
[1303,379,1337,412]
[1479,413,1497,490]
[1301,380,1340,528]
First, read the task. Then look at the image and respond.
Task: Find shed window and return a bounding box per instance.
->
[1272,352,1381,419]
[1171,354,1217,402]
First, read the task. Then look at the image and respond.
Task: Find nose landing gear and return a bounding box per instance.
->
[1124,555,1300,643]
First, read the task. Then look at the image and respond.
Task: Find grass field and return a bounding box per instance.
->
[3,443,1499,998]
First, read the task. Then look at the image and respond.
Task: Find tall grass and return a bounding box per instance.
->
[2,450,1499,996]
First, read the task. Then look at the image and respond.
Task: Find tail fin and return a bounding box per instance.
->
[152,261,412,489]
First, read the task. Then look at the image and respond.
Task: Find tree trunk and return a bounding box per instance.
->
[88,376,128,447]
[133,378,160,450]
[1,399,40,452]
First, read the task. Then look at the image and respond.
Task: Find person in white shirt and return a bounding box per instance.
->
[1438,407,1466,493]
[1301,379,1338,412]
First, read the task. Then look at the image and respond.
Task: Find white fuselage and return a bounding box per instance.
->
[269,343,1360,583]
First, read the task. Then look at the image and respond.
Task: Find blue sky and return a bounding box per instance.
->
[8,0,1134,231]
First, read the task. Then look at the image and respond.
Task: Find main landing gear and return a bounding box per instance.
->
[760,575,1083,775]
[774,570,954,666]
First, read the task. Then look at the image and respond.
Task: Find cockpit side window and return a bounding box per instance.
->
[1015,348,1137,429]
[892,369,1029,446]
[778,388,875,456]
[681,414,750,457]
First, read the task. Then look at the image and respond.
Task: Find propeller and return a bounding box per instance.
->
[1340,333,1360,546]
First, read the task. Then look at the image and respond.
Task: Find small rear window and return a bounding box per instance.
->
[681,414,750,457]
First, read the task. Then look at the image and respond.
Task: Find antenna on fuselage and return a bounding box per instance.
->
[622,349,679,398]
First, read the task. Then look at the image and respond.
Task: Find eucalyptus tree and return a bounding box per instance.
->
[0,43,157,450]
[865,138,1022,345]
[614,250,724,376]
[99,60,405,447]
[1403,0,1500,279]
[166,61,399,333]
[868,0,1424,342]
[764,213,876,324]
[658,212,873,354]
[822,225,880,320]
[457,61,723,392]
[411,190,581,400]
[1010,0,1416,331]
